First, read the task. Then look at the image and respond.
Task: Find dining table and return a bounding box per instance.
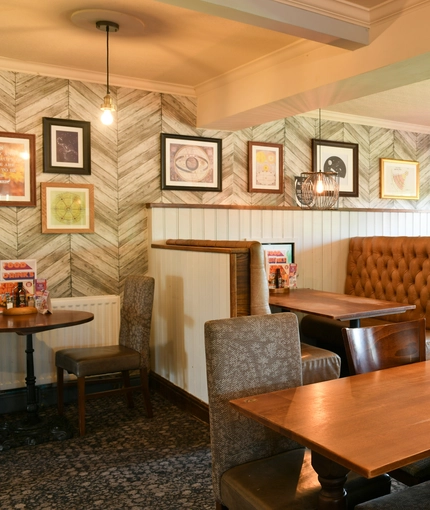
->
[0,309,94,450]
[269,288,416,327]
[231,361,430,510]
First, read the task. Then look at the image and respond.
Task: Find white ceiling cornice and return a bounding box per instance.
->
[301,109,430,134]
[0,57,196,97]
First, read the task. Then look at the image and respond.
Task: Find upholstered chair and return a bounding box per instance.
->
[343,318,430,486]
[205,312,390,510]
[56,275,154,436]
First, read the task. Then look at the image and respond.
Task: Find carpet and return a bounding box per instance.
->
[0,392,214,510]
[0,390,407,510]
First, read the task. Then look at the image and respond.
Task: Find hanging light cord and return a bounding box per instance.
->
[106,26,110,95]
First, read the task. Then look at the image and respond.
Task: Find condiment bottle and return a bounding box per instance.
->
[15,282,27,307]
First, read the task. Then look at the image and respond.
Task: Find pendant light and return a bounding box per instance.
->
[300,109,339,209]
[96,20,119,125]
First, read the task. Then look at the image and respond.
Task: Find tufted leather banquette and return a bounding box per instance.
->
[301,236,430,376]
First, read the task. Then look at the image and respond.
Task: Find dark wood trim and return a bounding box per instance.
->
[149,372,209,425]
[230,253,237,317]
[151,243,249,254]
[146,203,430,213]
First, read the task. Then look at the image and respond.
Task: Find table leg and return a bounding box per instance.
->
[0,333,74,451]
[24,333,40,425]
[311,451,349,510]
[349,319,361,328]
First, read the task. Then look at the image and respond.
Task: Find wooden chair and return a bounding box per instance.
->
[56,275,154,436]
[342,318,430,486]
[205,312,390,510]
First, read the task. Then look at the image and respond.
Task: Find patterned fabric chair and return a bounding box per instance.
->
[204,312,390,510]
[56,275,154,436]
[355,480,430,509]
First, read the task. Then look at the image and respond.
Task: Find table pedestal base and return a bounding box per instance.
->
[312,451,349,510]
[0,415,74,451]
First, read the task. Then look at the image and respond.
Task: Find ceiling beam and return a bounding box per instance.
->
[156,0,370,49]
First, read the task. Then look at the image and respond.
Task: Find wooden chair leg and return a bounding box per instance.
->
[77,376,86,436]
[122,370,134,408]
[140,368,153,418]
[57,366,64,416]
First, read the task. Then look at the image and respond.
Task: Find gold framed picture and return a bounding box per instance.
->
[41,183,94,234]
[380,158,419,199]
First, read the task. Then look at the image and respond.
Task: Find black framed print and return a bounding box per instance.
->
[161,133,222,191]
[312,139,359,197]
[43,117,91,175]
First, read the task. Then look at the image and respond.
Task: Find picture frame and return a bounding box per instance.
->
[41,183,94,234]
[380,158,419,199]
[312,139,359,197]
[43,117,91,175]
[161,133,222,191]
[0,132,36,207]
[248,141,283,193]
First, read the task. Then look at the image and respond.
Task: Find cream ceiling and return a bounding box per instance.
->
[2,0,430,132]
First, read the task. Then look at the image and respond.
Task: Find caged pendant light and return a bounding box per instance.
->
[96,20,119,126]
[300,109,339,209]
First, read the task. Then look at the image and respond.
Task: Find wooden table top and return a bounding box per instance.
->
[0,309,94,335]
[230,361,430,478]
[268,288,416,321]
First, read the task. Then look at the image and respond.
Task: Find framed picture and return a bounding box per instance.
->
[0,132,36,207]
[248,141,283,193]
[161,133,222,191]
[41,183,94,234]
[43,117,91,175]
[380,158,419,199]
[312,139,359,197]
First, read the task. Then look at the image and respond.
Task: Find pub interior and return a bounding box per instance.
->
[2,1,430,508]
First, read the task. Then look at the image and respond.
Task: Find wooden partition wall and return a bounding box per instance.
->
[148,204,430,405]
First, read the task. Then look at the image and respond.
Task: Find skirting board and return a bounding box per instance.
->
[0,373,210,426]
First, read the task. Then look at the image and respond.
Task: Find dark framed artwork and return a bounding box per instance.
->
[161,133,222,191]
[0,132,36,207]
[312,139,359,197]
[43,117,91,175]
[248,141,283,193]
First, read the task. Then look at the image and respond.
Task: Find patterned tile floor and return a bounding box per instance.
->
[0,392,214,510]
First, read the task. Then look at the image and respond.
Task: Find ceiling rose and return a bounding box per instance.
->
[70,9,145,37]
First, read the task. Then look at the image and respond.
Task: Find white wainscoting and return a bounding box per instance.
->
[148,206,430,403]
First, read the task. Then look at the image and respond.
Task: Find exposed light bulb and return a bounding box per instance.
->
[316,175,324,194]
[101,109,114,125]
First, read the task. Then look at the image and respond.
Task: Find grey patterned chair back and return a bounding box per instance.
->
[204,312,304,503]
[119,275,155,371]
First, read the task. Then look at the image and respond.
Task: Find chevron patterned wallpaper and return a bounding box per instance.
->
[0,70,429,298]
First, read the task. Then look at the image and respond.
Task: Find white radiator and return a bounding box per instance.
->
[0,295,120,391]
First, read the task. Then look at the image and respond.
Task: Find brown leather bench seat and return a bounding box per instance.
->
[301,236,430,376]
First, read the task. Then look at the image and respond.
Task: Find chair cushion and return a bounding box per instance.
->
[56,346,140,377]
[301,343,341,385]
[355,479,430,509]
[221,448,390,510]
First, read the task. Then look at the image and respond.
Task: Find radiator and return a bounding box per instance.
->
[0,295,120,391]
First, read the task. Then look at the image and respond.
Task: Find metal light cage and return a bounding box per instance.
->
[300,170,339,210]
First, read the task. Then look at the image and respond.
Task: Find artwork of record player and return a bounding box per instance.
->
[312,139,359,197]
